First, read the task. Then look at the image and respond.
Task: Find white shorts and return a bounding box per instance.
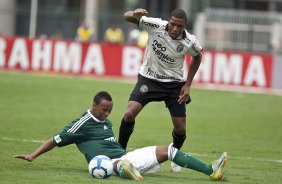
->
[112,146,161,174]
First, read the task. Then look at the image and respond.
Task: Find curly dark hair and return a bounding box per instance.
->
[93,91,112,104]
[169,9,187,24]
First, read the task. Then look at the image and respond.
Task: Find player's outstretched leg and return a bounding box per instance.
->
[168,145,227,180]
[210,152,227,180]
[117,159,143,181]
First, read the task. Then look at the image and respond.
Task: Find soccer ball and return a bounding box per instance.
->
[88,155,113,179]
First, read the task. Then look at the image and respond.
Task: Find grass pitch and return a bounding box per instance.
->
[0,71,281,184]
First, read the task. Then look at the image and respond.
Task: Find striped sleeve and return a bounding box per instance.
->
[53,113,90,147]
[67,113,91,133]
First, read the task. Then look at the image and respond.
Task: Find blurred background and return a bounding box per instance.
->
[0,0,281,53]
[1,2,281,183]
[0,0,282,91]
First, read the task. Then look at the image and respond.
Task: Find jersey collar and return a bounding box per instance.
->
[87,109,105,123]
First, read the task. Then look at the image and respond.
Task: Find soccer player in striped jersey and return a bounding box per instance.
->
[14,91,227,181]
[119,8,203,172]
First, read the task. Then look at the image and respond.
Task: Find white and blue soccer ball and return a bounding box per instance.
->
[88,155,113,179]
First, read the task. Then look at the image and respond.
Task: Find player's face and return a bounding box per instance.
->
[92,99,113,121]
[168,16,186,39]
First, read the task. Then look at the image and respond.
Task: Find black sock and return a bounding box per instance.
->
[118,118,135,149]
[172,130,186,149]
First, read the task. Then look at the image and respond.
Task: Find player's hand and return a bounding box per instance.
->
[133,8,148,17]
[13,155,34,162]
[178,85,190,104]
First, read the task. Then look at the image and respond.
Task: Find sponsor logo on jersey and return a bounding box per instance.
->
[184,38,191,44]
[54,134,62,143]
[177,44,184,52]
[146,67,179,80]
[104,136,117,142]
[152,40,175,64]
[142,20,160,28]
[140,85,148,93]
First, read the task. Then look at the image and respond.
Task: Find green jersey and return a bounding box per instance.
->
[52,109,127,163]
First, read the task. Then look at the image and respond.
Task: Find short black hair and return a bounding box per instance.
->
[169,9,187,24]
[93,91,112,104]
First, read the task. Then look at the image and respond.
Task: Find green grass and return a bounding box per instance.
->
[1,71,282,184]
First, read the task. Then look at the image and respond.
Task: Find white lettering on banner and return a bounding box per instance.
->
[32,40,52,71]
[82,44,104,75]
[122,46,143,77]
[0,37,271,88]
[193,52,267,87]
[8,39,29,70]
[244,56,266,87]
[0,38,6,67]
[53,41,81,73]
[194,52,212,82]
[214,53,242,84]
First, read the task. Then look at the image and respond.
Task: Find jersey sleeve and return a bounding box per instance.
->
[139,16,164,34]
[52,125,86,147]
[183,32,203,57]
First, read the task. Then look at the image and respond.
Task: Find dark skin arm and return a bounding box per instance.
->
[13,139,56,162]
[123,8,148,24]
[178,53,202,104]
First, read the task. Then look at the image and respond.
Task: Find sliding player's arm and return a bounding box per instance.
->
[14,139,56,162]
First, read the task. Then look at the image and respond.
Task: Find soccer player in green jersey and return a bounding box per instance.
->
[14,91,227,181]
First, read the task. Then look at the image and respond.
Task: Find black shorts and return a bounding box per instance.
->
[129,74,191,117]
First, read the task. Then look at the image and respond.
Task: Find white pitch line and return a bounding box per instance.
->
[1,136,45,143]
[2,137,282,164]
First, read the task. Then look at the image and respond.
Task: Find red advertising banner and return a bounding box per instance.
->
[0,36,273,88]
[191,50,273,88]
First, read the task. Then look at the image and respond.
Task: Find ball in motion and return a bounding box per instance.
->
[88,155,113,179]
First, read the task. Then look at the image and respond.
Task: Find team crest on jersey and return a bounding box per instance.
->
[177,44,184,52]
[140,85,148,94]
[54,135,62,143]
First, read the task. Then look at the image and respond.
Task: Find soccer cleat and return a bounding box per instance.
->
[210,152,227,180]
[171,161,182,172]
[119,159,143,181]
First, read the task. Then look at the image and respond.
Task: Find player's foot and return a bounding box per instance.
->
[171,161,182,172]
[118,159,143,181]
[210,152,227,180]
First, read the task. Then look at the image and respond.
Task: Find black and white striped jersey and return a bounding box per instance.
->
[138,16,202,82]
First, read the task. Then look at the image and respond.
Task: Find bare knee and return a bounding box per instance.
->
[174,127,186,135]
[172,117,186,135]
[155,146,168,163]
[123,102,143,122]
[123,110,136,122]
